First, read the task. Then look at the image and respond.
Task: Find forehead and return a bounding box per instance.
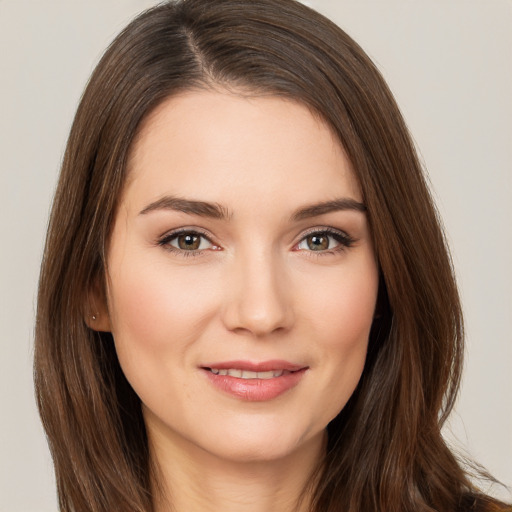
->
[124,90,361,213]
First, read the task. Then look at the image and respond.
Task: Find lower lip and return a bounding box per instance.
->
[203,368,307,401]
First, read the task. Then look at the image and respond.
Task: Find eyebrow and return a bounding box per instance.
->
[139,195,366,220]
[139,196,231,219]
[291,198,366,221]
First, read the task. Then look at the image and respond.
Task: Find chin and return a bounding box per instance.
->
[195,418,325,465]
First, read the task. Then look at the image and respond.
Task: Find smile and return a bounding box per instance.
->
[201,361,308,401]
[207,368,291,379]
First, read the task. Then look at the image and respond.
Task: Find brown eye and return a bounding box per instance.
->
[177,233,201,250]
[296,229,353,253]
[306,234,329,251]
[162,231,215,252]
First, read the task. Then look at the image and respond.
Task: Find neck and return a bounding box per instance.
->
[149,423,325,512]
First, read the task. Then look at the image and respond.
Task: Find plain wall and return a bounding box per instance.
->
[0,1,510,510]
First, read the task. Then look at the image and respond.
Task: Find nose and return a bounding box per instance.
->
[221,250,294,337]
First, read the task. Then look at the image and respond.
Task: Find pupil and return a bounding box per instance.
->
[308,235,328,251]
[178,234,199,250]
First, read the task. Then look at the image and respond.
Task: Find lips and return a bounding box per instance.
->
[201,360,308,401]
[208,368,290,379]
[202,359,305,372]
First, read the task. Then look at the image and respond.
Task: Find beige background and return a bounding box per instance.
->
[1,1,510,510]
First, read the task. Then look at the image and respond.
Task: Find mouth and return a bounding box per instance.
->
[205,368,295,379]
[200,360,308,401]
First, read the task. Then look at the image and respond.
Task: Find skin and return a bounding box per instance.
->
[93,89,379,512]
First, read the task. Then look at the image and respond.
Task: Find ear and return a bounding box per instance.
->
[84,275,112,332]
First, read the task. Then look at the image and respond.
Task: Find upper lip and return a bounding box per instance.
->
[201,360,307,372]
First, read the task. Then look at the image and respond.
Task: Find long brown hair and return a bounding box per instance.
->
[34,1,510,511]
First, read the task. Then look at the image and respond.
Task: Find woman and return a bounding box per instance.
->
[34,0,510,511]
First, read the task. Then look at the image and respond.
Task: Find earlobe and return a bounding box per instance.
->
[85,276,112,332]
[85,311,111,332]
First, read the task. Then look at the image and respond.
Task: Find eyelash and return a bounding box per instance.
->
[296,227,356,257]
[157,228,216,258]
[157,227,355,258]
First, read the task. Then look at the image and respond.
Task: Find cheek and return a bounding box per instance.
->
[105,256,222,408]
[319,282,375,384]
[299,256,378,418]
[108,259,218,348]
[105,257,222,412]
[328,283,377,346]
[302,257,378,348]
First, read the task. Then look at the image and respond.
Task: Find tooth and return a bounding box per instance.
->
[210,368,289,379]
[257,371,275,379]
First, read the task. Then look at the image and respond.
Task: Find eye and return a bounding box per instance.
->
[296,229,354,253]
[159,230,218,253]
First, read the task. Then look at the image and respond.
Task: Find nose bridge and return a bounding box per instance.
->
[222,245,293,336]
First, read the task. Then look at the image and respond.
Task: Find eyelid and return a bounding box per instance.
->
[157,227,220,256]
[156,225,355,257]
[158,226,214,242]
[293,226,356,253]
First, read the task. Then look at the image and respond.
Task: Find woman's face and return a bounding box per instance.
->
[99,90,379,462]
